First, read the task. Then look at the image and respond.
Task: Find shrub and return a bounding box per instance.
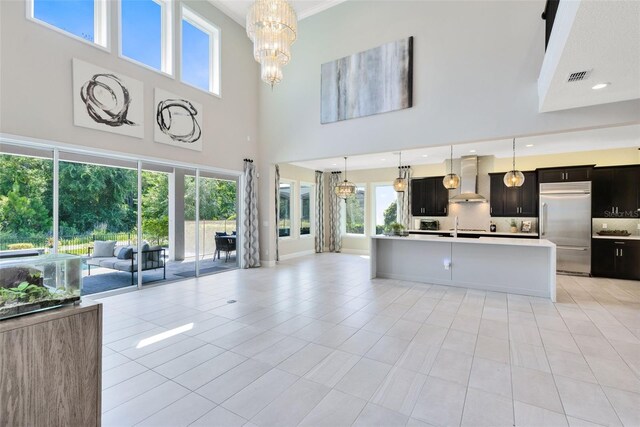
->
[7,243,35,250]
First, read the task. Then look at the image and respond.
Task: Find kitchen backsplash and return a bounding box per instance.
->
[413,202,538,234]
[592,218,640,236]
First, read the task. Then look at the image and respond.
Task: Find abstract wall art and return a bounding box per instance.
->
[154,88,203,151]
[320,37,413,124]
[72,58,144,138]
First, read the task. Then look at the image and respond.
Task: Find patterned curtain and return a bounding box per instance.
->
[328,172,342,252]
[314,171,325,253]
[397,166,412,229]
[242,160,260,268]
[275,164,280,262]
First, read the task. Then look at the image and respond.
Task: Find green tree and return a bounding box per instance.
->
[345,189,365,233]
[58,162,137,235]
[383,201,398,228]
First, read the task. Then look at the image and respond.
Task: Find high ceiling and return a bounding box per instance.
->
[291,124,640,171]
[207,0,346,26]
[538,0,640,112]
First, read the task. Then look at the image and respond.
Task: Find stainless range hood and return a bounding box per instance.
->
[449,155,487,203]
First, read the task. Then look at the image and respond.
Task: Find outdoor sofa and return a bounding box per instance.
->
[86,241,165,286]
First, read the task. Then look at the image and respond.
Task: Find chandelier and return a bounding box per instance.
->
[335,157,356,199]
[504,138,525,188]
[246,0,297,87]
[443,145,460,190]
[393,152,407,192]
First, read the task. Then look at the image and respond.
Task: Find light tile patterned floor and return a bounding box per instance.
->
[95,253,640,427]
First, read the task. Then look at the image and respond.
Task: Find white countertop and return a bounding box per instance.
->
[592,234,640,240]
[409,229,539,237]
[372,234,555,248]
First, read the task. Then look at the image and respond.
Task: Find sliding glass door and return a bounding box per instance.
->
[0,140,241,294]
[0,146,53,255]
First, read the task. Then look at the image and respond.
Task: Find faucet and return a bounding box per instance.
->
[453,216,459,238]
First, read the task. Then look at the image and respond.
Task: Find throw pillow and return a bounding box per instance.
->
[141,242,150,263]
[117,247,133,260]
[93,241,116,258]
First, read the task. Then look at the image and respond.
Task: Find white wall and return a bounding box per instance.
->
[257,0,640,262]
[0,0,259,172]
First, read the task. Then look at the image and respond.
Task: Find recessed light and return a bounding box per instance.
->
[526,144,534,147]
[592,82,610,90]
[381,158,386,161]
[469,149,476,153]
[421,154,428,158]
[331,163,337,166]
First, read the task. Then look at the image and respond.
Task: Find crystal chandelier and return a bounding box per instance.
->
[443,145,460,190]
[335,157,357,199]
[393,152,407,192]
[504,138,525,188]
[246,0,297,87]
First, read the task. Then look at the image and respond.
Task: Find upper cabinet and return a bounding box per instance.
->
[537,165,594,183]
[489,171,538,217]
[592,165,640,218]
[411,177,449,217]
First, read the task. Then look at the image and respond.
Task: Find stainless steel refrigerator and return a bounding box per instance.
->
[540,182,591,275]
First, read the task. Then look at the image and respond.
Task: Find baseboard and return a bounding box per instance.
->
[279,250,315,260]
[340,248,370,255]
[260,259,277,267]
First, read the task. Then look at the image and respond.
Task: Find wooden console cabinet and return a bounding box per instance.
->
[0,301,102,427]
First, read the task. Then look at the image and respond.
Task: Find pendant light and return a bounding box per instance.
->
[442,145,460,190]
[504,138,525,188]
[393,152,408,192]
[334,157,357,199]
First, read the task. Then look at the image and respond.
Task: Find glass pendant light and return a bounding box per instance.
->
[335,157,357,199]
[504,138,525,188]
[442,145,460,190]
[393,152,407,192]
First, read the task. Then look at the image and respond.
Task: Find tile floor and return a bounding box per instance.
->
[94,253,640,427]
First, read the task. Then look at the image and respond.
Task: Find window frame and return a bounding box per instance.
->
[371,182,397,236]
[299,182,314,238]
[278,180,294,240]
[180,5,221,97]
[117,0,174,76]
[26,0,110,51]
[342,184,367,237]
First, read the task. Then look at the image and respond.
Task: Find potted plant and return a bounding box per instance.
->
[510,219,518,233]
[388,222,408,236]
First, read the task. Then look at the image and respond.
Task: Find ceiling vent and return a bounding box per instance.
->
[567,70,591,82]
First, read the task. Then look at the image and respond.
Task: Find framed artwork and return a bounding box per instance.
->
[72,58,144,138]
[321,37,413,124]
[154,88,203,151]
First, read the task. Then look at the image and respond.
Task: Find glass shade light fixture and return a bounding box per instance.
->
[443,145,460,190]
[246,0,297,88]
[393,152,407,192]
[335,157,357,199]
[504,138,525,188]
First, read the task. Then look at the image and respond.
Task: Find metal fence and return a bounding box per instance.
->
[0,232,167,255]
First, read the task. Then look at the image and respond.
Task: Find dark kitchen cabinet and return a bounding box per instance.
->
[489,171,538,217]
[592,238,640,280]
[592,166,640,218]
[537,165,594,183]
[411,177,449,217]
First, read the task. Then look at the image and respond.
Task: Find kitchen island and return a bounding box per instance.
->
[371,234,557,301]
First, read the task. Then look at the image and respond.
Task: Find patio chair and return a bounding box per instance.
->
[214,236,236,262]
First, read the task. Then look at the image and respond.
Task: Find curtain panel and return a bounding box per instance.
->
[314,171,325,253]
[242,160,260,268]
[397,166,412,229]
[328,172,342,253]
[275,164,280,262]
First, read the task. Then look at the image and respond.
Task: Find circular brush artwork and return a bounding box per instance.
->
[72,58,144,138]
[154,88,203,151]
[80,73,136,127]
[156,99,202,144]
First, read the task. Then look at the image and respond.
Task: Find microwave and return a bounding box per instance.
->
[420,220,439,230]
